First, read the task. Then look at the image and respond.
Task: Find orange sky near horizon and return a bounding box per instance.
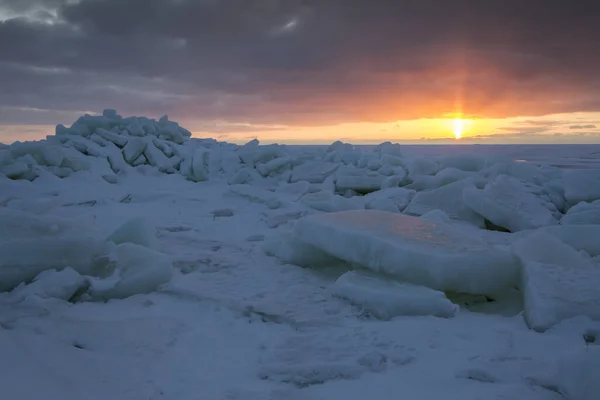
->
[2,111,600,146]
[189,111,600,145]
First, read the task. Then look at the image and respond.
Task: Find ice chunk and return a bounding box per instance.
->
[541,225,600,257]
[405,157,438,178]
[291,161,339,183]
[420,209,451,224]
[12,267,88,301]
[561,200,600,225]
[563,169,600,205]
[407,167,479,191]
[96,127,128,147]
[463,175,557,232]
[513,232,593,269]
[228,166,263,185]
[256,156,292,177]
[335,175,384,194]
[521,260,600,331]
[380,154,403,167]
[294,210,519,294]
[381,171,407,189]
[405,179,485,228]
[364,187,414,212]
[190,148,210,181]
[365,196,399,213]
[1,162,30,179]
[514,233,600,331]
[0,237,104,292]
[263,232,346,268]
[301,190,366,212]
[105,142,128,173]
[94,243,172,299]
[332,270,459,319]
[122,137,147,164]
[276,181,310,201]
[143,139,175,172]
[106,218,156,249]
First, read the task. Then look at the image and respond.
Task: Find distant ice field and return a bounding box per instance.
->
[292,144,600,169]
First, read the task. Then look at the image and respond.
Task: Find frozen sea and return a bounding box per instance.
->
[1,114,599,400]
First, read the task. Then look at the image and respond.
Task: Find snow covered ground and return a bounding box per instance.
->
[1,110,599,400]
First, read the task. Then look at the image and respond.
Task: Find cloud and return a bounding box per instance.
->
[1,0,600,131]
[569,124,597,129]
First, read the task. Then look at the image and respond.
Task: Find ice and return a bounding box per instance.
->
[190,148,210,181]
[11,267,88,301]
[0,237,105,292]
[301,190,365,212]
[92,243,172,300]
[1,161,30,179]
[228,166,263,185]
[122,137,147,164]
[407,167,480,191]
[143,139,176,172]
[463,175,558,232]
[514,233,600,331]
[294,210,519,294]
[276,181,310,201]
[563,169,600,205]
[561,200,600,225]
[106,217,157,249]
[4,110,600,399]
[364,187,415,212]
[256,156,292,177]
[381,173,406,189]
[263,232,345,268]
[95,128,128,147]
[541,225,600,257]
[404,178,485,227]
[405,156,438,178]
[332,271,459,319]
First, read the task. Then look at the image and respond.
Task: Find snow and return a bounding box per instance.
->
[547,346,600,400]
[332,270,459,319]
[293,210,519,295]
[1,110,599,400]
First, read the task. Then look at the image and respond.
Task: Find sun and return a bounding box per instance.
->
[453,118,465,139]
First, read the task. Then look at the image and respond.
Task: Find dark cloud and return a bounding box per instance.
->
[569,124,597,129]
[1,0,600,132]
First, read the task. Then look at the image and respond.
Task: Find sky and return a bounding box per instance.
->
[1,0,600,145]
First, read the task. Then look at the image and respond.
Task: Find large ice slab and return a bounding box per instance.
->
[514,233,600,331]
[404,178,485,227]
[332,270,459,319]
[563,169,600,205]
[294,210,519,294]
[463,175,558,232]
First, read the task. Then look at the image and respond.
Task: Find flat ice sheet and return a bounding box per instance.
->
[294,210,519,294]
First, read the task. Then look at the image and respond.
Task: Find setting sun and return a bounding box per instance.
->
[453,118,465,139]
